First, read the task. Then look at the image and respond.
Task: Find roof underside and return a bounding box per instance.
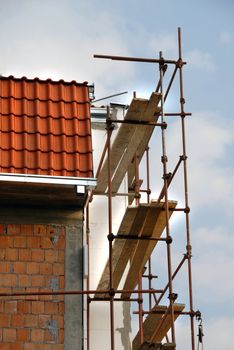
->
[0,76,93,177]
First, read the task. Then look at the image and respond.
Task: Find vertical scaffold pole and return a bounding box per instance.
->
[177,27,195,350]
[159,51,176,348]
[86,204,90,350]
[146,146,153,310]
[106,105,115,350]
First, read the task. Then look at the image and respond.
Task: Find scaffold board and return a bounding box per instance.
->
[132,304,185,350]
[95,200,176,299]
[122,200,177,298]
[95,204,149,298]
[95,92,161,195]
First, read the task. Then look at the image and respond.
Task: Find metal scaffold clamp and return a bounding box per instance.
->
[195,311,204,350]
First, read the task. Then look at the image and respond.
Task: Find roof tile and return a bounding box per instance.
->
[0,76,93,177]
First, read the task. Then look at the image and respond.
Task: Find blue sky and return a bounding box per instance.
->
[0,1,233,349]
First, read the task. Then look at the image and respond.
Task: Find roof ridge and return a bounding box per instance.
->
[0,75,89,86]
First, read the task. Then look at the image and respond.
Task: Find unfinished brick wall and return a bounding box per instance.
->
[0,223,65,350]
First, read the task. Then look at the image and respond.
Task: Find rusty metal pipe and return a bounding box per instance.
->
[111,119,166,127]
[157,255,187,304]
[0,288,164,298]
[94,54,185,65]
[138,272,144,345]
[157,157,183,202]
[159,50,176,346]
[178,27,195,350]
[86,204,90,350]
[134,152,140,205]
[106,105,115,350]
[114,235,170,242]
[164,65,178,101]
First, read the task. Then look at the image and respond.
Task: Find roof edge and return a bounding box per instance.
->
[0,173,97,189]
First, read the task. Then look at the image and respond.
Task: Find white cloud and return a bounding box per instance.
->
[192,226,234,302]
[0,1,136,98]
[185,50,216,71]
[163,111,234,214]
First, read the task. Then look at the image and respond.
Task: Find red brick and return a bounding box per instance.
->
[53,315,64,328]
[0,249,5,259]
[45,250,58,263]
[40,237,53,249]
[11,314,24,327]
[24,314,38,327]
[0,314,10,327]
[37,345,52,350]
[32,275,45,287]
[0,287,11,295]
[5,248,18,261]
[10,344,23,350]
[4,301,17,314]
[58,302,65,314]
[58,251,64,262]
[19,249,31,261]
[13,261,26,274]
[26,262,40,274]
[58,329,64,343]
[20,224,33,235]
[17,301,31,314]
[7,224,21,235]
[27,236,40,248]
[0,328,2,341]
[14,236,27,248]
[44,301,58,314]
[12,288,26,301]
[32,301,44,314]
[40,263,52,275]
[0,261,12,273]
[3,329,16,342]
[59,276,65,289]
[18,274,31,287]
[0,344,10,350]
[38,314,51,328]
[51,345,63,350]
[0,300,4,312]
[25,287,39,301]
[32,249,44,262]
[0,236,12,248]
[1,274,17,287]
[52,263,64,276]
[24,343,37,350]
[44,329,55,343]
[34,225,47,236]
[57,237,65,249]
[31,328,44,342]
[17,328,30,342]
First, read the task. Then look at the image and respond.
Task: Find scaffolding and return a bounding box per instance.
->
[87,27,202,350]
[0,27,203,350]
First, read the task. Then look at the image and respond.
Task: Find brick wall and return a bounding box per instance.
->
[0,223,66,350]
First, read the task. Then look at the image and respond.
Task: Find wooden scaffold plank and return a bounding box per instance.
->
[132,304,185,350]
[128,93,161,203]
[95,92,161,195]
[122,200,177,298]
[95,204,149,298]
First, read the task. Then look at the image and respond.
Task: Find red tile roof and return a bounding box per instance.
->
[0,76,93,177]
